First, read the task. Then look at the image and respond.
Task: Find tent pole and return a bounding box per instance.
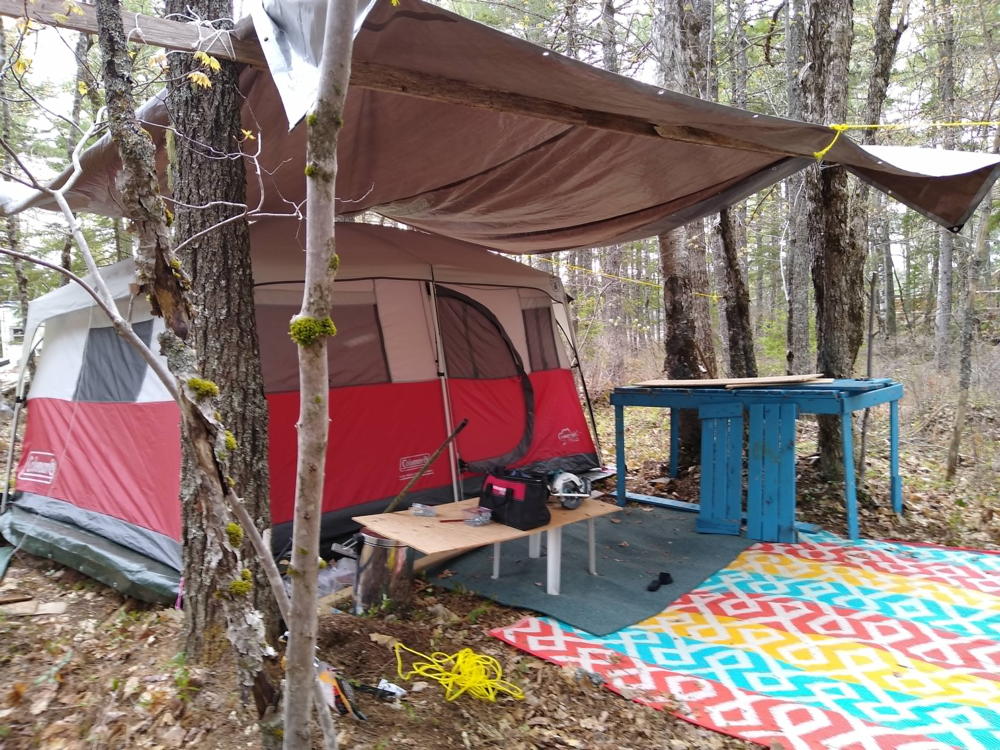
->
[553,301,604,463]
[428,281,462,502]
[1,335,38,514]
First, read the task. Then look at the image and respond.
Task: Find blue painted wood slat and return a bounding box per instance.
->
[746,403,764,541]
[776,403,798,542]
[696,403,742,535]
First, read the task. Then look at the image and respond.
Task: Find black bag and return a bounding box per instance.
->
[479,471,551,531]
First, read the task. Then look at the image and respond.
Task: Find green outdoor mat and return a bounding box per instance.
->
[428,505,754,636]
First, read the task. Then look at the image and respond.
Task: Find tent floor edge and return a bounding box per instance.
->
[0,505,179,603]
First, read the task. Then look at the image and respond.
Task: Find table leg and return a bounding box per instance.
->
[528,533,541,558]
[615,403,627,506]
[890,399,903,515]
[669,408,679,478]
[491,542,501,579]
[546,527,562,595]
[842,412,859,540]
[587,518,597,575]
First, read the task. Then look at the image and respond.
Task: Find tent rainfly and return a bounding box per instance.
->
[1,0,999,600]
[3,0,998,241]
[2,222,598,601]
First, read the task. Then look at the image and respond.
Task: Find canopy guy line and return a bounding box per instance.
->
[815,120,1000,161]
[530,255,722,300]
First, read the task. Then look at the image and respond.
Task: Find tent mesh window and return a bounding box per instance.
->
[73,319,154,402]
[522,306,560,372]
[256,303,390,392]
[435,292,519,379]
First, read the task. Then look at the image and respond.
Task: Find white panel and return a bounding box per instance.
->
[441,285,530,370]
[135,317,175,403]
[552,300,574,369]
[28,309,90,400]
[375,279,437,382]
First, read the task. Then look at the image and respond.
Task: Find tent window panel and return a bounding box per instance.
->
[436,294,518,379]
[257,304,390,393]
[327,304,390,387]
[522,307,560,372]
[73,320,153,402]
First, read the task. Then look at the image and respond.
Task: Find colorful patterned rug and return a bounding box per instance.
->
[491,531,1000,749]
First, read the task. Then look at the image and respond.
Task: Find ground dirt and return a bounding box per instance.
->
[2,353,998,749]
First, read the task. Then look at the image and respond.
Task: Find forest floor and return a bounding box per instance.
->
[2,349,998,749]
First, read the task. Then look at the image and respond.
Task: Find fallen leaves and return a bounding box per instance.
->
[369,632,399,649]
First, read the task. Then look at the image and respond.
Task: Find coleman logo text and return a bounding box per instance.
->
[18,452,58,484]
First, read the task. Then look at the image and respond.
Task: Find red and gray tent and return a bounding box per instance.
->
[4,222,597,599]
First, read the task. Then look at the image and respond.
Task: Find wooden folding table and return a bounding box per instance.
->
[354,498,619,595]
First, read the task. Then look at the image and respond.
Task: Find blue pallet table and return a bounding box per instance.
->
[611,378,904,542]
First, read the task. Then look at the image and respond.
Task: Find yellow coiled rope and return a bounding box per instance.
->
[394,642,525,702]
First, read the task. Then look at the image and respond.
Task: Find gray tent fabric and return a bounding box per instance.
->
[1,0,998,247]
[73,320,154,402]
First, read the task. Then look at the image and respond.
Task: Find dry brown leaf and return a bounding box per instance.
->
[369,632,399,648]
[29,683,58,715]
[7,681,28,705]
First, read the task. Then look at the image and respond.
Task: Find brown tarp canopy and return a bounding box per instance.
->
[5,0,999,251]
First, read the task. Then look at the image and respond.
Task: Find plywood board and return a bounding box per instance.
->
[0,600,67,616]
[725,377,834,389]
[634,373,825,388]
[353,498,619,556]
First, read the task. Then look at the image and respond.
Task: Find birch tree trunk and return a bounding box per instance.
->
[164,0,278,646]
[282,1,358,746]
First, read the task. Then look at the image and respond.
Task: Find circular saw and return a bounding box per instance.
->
[547,471,592,509]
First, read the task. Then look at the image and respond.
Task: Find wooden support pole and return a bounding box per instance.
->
[0,0,265,64]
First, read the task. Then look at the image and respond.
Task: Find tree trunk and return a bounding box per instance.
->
[688,225,718,378]
[799,0,860,481]
[164,0,278,648]
[784,0,810,373]
[933,0,957,370]
[718,208,757,377]
[881,197,897,342]
[946,128,998,479]
[283,0,358,746]
[658,228,702,464]
[598,0,629,385]
[853,0,906,358]
[95,0,268,700]
[0,18,28,350]
[653,0,719,461]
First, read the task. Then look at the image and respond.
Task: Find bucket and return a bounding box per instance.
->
[352,532,413,615]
